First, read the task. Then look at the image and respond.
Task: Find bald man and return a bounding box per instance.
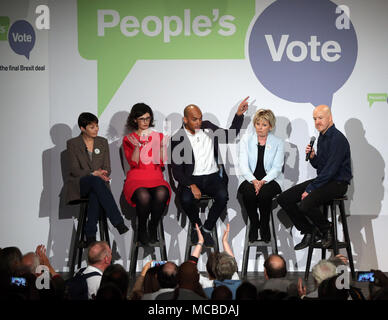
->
[277,105,352,250]
[258,254,298,296]
[83,241,112,299]
[171,99,248,247]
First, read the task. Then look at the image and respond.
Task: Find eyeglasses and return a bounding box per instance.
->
[137,116,151,122]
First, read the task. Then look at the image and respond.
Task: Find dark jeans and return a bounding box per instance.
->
[179,172,228,230]
[238,180,281,234]
[277,179,348,235]
[80,175,124,237]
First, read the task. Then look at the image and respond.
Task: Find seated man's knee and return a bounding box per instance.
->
[276,192,289,207]
[179,189,194,206]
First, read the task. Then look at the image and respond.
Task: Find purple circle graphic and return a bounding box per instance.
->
[8,20,36,59]
[248,0,358,107]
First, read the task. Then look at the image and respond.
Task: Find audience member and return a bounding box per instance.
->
[211,285,232,300]
[143,262,178,300]
[190,224,239,289]
[129,262,160,300]
[236,281,257,300]
[318,275,349,300]
[156,262,207,300]
[96,283,123,300]
[83,241,112,299]
[98,264,129,300]
[257,254,298,297]
[204,251,241,299]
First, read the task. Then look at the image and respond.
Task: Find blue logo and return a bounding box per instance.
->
[8,20,36,59]
[248,0,358,107]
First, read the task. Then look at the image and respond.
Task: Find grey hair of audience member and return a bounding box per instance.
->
[87,241,110,265]
[312,260,337,288]
[214,252,238,281]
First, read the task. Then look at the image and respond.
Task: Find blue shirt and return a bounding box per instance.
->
[306,124,352,193]
[204,279,242,300]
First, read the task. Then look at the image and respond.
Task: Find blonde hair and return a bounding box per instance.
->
[253,109,276,129]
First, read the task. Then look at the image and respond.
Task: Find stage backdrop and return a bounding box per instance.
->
[1,0,387,272]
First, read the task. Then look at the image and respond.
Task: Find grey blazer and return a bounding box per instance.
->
[64,135,111,204]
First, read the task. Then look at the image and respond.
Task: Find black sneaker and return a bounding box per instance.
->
[201,228,215,248]
[148,221,158,244]
[294,233,312,250]
[115,223,129,235]
[321,228,334,249]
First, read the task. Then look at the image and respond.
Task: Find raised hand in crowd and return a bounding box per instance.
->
[222,223,234,258]
[35,245,58,277]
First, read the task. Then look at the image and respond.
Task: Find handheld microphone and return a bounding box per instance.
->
[305,136,316,161]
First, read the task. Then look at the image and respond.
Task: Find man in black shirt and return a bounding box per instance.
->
[277,105,352,250]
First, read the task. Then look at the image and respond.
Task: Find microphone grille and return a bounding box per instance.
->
[311,136,316,142]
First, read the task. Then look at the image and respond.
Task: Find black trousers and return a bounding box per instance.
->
[277,179,348,235]
[80,175,124,237]
[238,180,281,234]
[179,172,228,231]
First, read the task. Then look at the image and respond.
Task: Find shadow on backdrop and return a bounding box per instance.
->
[39,123,76,271]
[344,118,384,269]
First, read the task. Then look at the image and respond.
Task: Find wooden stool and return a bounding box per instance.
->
[184,195,220,261]
[241,200,278,278]
[129,216,168,279]
[69,199,110,277]
[304,196,355,280]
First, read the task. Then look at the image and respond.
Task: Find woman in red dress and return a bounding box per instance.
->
[123,103,171,245]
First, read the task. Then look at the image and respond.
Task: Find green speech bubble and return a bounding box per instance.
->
[0,16,10,41]
[367,93,388,107]
[77,0,255,116]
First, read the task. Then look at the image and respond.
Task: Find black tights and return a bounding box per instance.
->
[131,186,169,229]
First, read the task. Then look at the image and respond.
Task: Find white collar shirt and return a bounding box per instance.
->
[184,127,218,176]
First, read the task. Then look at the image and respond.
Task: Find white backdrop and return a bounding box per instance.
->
[0,0,387,272]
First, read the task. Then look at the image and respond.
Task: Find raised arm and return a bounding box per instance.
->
[222,224,234,257]
[190,224,204,259]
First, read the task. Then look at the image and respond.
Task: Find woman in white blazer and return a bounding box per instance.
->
[238,109,284,242]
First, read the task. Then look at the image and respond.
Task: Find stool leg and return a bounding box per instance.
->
[77,202,88,270]
[322,248,326,260]
[339,200,356,280]
[331,203,339,255]
[70,203,86,276]
[98,215,105,242]
[305,231,315,280]
[158,219,167,261]
[184,221,193,262]
[212,225,219,253]
[104,214,110,245]
[129,216,139,279]
[241,220,251,279]
[270,210,278,254]
[129,245,139,279]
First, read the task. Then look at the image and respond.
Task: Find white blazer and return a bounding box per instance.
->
[238,131,284,189]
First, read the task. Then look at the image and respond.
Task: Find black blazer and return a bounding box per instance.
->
[170,114,243,189]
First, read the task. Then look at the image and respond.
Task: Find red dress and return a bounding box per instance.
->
[122,131,171,207]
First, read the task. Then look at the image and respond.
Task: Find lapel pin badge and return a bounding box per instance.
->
[94,148,100,155]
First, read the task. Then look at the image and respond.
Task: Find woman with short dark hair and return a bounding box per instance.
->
[65,112,128,245]
[122,103,171,245]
